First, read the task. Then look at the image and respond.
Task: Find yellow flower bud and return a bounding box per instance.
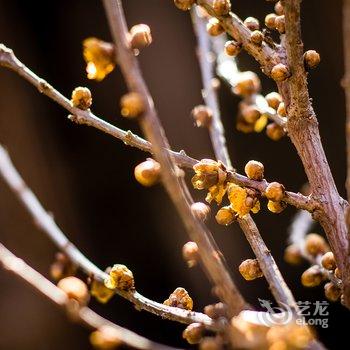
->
[71,87,92,110]
[57,276,90,306]
[164,287,193,310]
[104,264,135,291]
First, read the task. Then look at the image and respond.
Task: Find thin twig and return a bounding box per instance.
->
[0,44,317,213]
[192,10,298,315]
[281,0,350,307]
[197,0,279,73]
[0,145,218,330]
[0,242,181,350]
[101,0,247,320]
[191,8,232,169]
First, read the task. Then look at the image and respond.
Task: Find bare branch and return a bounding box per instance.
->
[0,145,218,330]
[0,242,181,350]
[0,44,315,213]
[101,0,248,319]
[192,10,298,315]
[281,0,350,307]
[197,0,280,73]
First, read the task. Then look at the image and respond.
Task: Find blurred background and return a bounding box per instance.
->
[0,0,348,349]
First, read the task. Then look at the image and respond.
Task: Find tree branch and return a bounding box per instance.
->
[0,145,218,330]
[192,9,298,315]
[0,44,317,213]
[0,242,181,350]
[101,0,248,321]
[281,0,350,307]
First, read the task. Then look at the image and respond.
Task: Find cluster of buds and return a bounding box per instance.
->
[192,159,227,205]
[231,312,314,349]
[234,72,273,135]
[243,17,264,46]
[57,276,90,306]
[163,287,193,310]
[264,2,285,33]
[90,326,121,349]
[265,181,286,214]
[104,264,135,291]
[83,38,115,81]
[284,234,342,302]
[265,92,286,141]
[227,184,261,218]
[50,252,77,281]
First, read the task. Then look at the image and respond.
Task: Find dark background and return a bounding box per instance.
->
[0,1,347,349]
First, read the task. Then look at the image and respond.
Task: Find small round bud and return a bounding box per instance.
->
[241,104,261,124]
[277,102,286,117]
[192,105,213,128]
[271,63,290,82]
[266,123,285,141]
[199,337,222,350]
[250,30,264,45]
[134,159,161,187]
[233,71,261,96]
[215,206,235,226]
[274,1,284,15]
[71,87,92,110]
[191,202,211,221]
[265,92,282,110]
[267,200,286,213]
[173,0,195,11]
[224,40,241,57]
[120,92,144,118]
[83,38,115,81]
[265,13,277,30]
[213,0,231,16]
[304,50,321,69]
[275,15,285,34]
[301,265,324,287]
[265,182,285,202]
[206,18,224,36]
[57,276,90,306]
[305,233,328,257]
[164,287,193,310]
[321,252,336,271]
[183,323,205,344]
[334,267,342,279]
[104,264,135,291]
[90,326,121,349]
[182,241,199,268]
[204,302,228,319]
[324,282,341,302]
[129,24,152,50]
[243,17,260,31]
[50,252,77,281]
[284,244,303,265]
[239,259,263,281]
[90,279,115,304]
[244,160,264,181]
